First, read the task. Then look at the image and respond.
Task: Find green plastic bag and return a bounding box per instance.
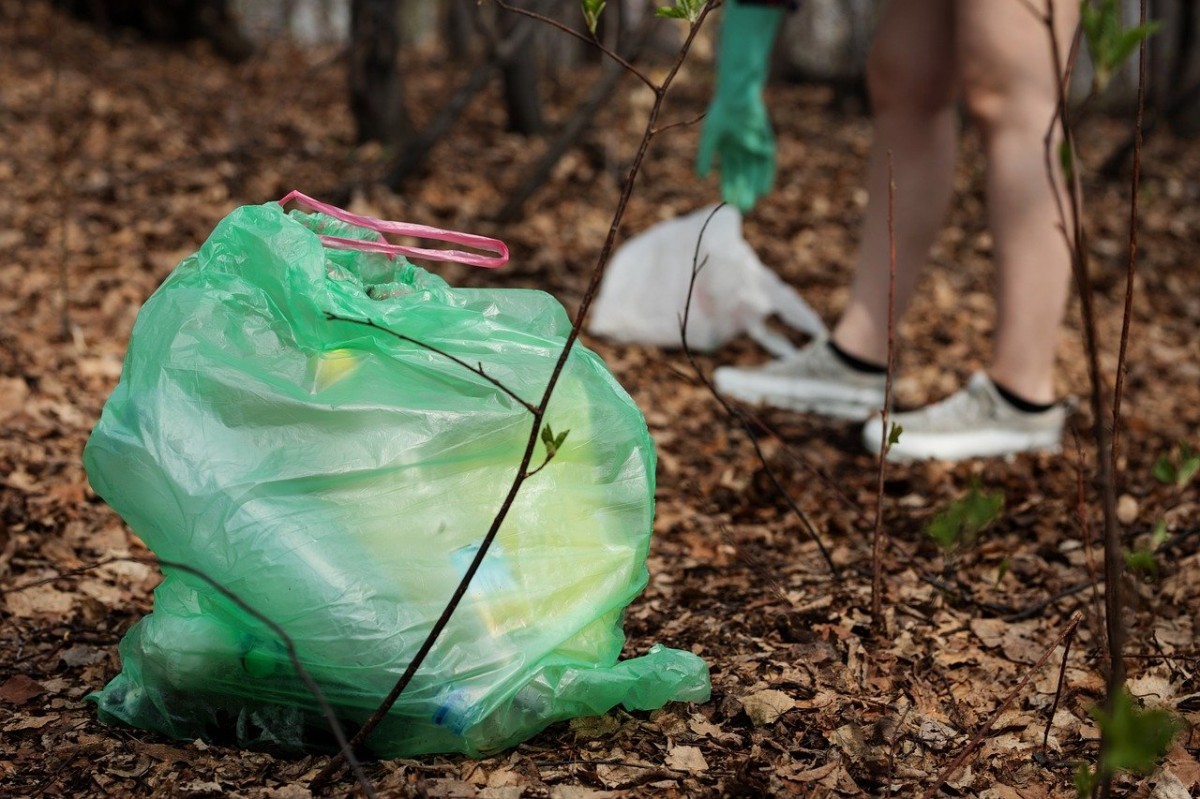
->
[83,192,709,757]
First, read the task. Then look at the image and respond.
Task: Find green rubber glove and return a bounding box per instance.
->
[696,1,784,212]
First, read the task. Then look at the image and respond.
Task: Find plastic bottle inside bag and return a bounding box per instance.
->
[432,541,530,734]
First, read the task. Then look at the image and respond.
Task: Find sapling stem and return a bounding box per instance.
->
[870,151,898,626]
[309,4,720,790]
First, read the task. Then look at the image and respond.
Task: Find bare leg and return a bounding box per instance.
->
[832,0,959,365]
[957,0,1079,404]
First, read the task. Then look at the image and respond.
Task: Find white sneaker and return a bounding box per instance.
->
[713,338,887,420]
[863,372,1067,462]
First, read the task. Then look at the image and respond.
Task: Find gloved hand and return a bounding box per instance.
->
[696,1,785,212]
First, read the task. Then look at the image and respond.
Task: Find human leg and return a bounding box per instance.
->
[956,0,1079,404]
[830,0,960,365]
[715,0,959,417]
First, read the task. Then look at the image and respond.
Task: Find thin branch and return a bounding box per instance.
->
[324,313,537,414]
[309,4,722,789]
[4,555,374,799]
[492,0,656,91]
[494,13,657,223]
[679,207,839,577]
[1043,620,1078,752]
[870,150,898,625]
[921,613,1083,799]
[651,110,708,137]
[1111,0,1149,471]
[1041,3,1127,794]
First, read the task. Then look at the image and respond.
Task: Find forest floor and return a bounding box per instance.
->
[3,2,1200,797]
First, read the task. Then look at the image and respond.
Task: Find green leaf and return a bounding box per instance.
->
[581,0,606,35]
[1176,446,1200,487]
[540,424,570,460]
[1080,0,1161,92]
[1090,688,1183,777]
[925,480,1004,553]
[887,423,903,447]
[1074,762,1096,799]
[1123,547,1158,580]
[1149,517,1169,549]
[541,423,558,458]
[1152,454,1177,485]
[656,0,705,23]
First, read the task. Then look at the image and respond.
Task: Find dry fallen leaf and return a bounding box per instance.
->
[739,689,795,726]
[666,744,708,774]
[3,583,76,618]
[0,675,45,705]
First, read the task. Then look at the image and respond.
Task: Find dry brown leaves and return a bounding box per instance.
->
[3,1,1200,797]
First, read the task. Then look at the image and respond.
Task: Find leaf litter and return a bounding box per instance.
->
[2,1,1200,796]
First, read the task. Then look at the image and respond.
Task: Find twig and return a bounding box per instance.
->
[2,555,374,798]
[381,0,553,189]
[679,207,839,577]
[652,110,708,137]
[1042,613,1079,751]
[308,4,722,789]
[494,15,656,223]
[323,313,537,414]
[1111,0,1149,473]
[921,613,1084,799]
[492,0,655,91]
[1041,5,1126,795]
[870,151,898,625]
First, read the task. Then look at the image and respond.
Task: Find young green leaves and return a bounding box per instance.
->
[1074,688,1184,798]
[1152,442,1200,489]
[926,480,1004,553]
[1080,0,1161,93]
[581,0,606,35]
[656,0,707,23]
[540,423,570,460]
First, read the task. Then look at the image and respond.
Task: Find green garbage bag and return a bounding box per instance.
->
[83,192,710,757]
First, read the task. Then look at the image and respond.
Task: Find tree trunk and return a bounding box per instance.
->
[499,0,544,135]
[349,0,410,145]
[53,0,254,61]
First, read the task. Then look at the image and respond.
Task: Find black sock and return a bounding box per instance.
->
[992,379,1056,413]
[828,340,887,374]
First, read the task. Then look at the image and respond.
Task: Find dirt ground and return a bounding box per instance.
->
[3,2,1200,797]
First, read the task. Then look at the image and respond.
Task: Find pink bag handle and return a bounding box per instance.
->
[278,190,509,269]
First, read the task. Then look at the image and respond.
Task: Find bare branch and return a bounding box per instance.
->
[870,150,898,625]
[921,613,1084,799]
[678,206,840,577]
[324,313,537,415]
[1112,0,1150,467]
[492,0,657,91]
[309,3,722,789]
[4,555,375,799]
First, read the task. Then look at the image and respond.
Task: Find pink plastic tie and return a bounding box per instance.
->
[278,190,509,269]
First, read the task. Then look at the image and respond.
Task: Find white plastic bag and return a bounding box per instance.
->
[588,205,826,355]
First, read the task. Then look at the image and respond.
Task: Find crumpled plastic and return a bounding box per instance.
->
[588,204,826,356]
[83,199,710,757]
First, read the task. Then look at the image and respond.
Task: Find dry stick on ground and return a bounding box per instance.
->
[677,206,839,578]
[870,152,898,626]
[921,612,1084,799]
[0,556,376,799]
[1041,609,1080,753]
[309,4,721,790]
